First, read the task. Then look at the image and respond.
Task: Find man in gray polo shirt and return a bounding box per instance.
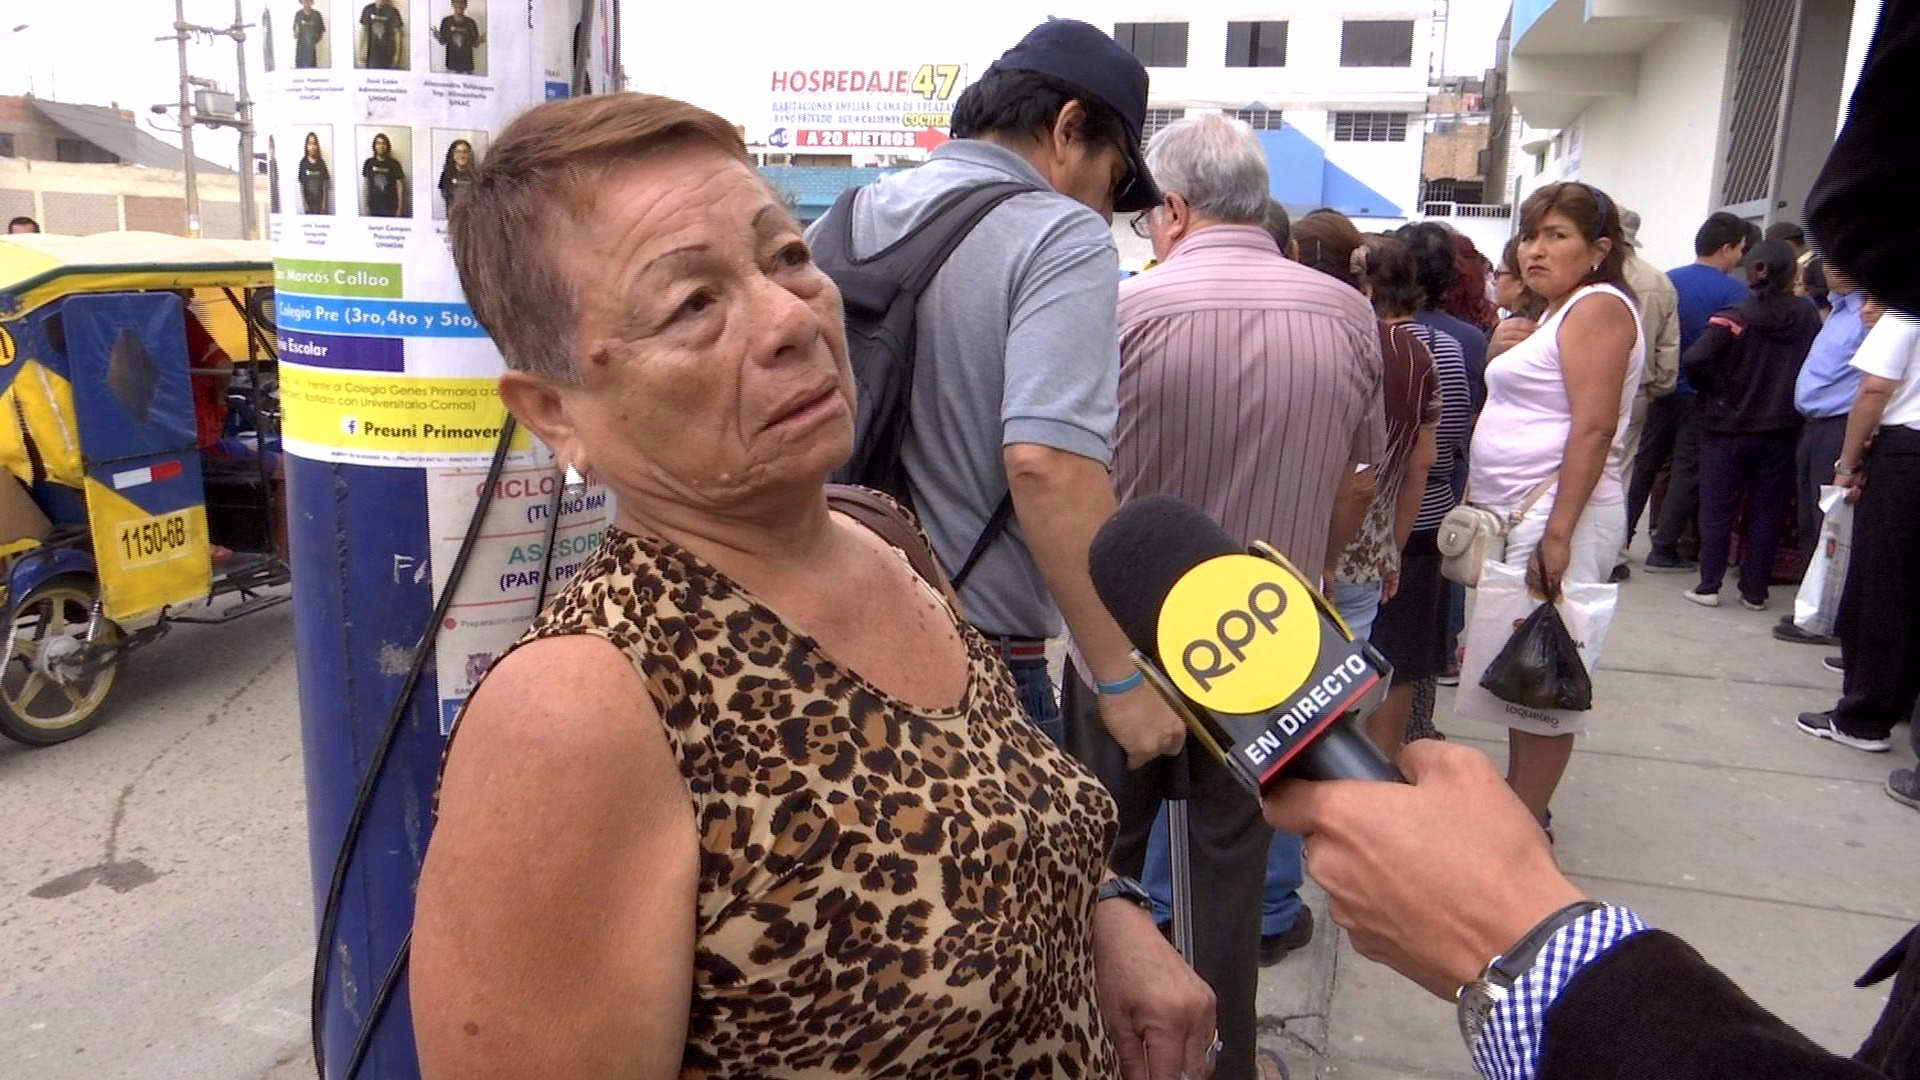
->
[819,20,1184,767]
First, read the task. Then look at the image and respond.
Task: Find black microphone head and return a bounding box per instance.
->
[1089,495,1240,660]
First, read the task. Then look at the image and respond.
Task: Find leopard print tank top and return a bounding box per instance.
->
[510,522,1120,1076]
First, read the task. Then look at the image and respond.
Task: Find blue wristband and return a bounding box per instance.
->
[1095,670,1145,696]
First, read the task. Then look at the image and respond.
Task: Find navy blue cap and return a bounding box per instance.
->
[986,19,1162,213]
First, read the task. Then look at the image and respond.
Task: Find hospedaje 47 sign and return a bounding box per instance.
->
[759,63,970,152]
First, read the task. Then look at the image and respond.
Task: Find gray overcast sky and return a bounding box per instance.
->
[0,0,1510,159]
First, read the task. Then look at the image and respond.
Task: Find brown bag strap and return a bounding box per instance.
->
[826,484,963,613]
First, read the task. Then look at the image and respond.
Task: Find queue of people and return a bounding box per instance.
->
[396,13,1917,1080]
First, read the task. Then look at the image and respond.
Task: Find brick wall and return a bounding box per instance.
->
[1424,128,1490,182]
[41,191,120,234]
[124,194,187,233]
[0,189,32,222]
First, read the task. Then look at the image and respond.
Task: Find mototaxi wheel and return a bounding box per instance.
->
[0,575,124,746]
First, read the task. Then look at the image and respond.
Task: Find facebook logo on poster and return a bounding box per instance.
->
[342,417,359,435]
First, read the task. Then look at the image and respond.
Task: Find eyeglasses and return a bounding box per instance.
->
[1130,210,1154,239]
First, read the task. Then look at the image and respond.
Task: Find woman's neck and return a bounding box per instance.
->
[615,487,839,586]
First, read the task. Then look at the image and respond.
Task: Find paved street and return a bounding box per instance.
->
[1259,545,1920,1077]
[0,594,310,1080]
[2,542,1917,1080]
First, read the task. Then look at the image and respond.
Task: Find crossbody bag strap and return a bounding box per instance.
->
[1505,473,1561,529]
[826,484,964,614]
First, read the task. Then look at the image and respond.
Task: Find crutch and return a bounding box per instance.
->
[1165,744,1196,964]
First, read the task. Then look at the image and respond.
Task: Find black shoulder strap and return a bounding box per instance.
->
[949,493,1013,590]
[820,180,1037,591]
[891,181,1034,295]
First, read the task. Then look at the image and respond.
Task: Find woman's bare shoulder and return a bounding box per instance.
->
[449,634,666,787]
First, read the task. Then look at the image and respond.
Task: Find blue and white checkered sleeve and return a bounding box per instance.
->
[1468,906,1651,1080]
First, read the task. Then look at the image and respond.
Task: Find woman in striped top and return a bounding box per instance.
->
[1295,213,1473,756]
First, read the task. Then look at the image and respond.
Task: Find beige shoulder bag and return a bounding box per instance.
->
[1436,474,1558,587]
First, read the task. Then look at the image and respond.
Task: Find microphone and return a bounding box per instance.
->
[1090,495,1404,792]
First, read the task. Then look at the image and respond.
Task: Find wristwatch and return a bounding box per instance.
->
[1835,458,1863,476]
[1097,875,1154,913]
[1455,901,1605,1051]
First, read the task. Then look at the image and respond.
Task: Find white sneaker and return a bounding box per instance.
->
[1682,587,1720,608]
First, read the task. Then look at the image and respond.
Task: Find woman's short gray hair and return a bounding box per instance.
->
[1146,114,1271,224]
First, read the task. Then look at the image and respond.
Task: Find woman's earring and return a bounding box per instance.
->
[563,464,588,500]
[1591,262,1600,272]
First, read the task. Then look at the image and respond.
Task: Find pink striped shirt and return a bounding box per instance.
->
[1114,226,1388,575]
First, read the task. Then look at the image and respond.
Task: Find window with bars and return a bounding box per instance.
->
[1114,23,1190,68]
[1142,109,1186,144]
[1340,20,1415,67]
[1721,0,1794,207]
[1233,108,1283,130]
[1226,21,1288,67]
[1330,112,1409,142]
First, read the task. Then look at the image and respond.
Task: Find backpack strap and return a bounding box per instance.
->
[817,180,1037,586]
[949,493,1013,591]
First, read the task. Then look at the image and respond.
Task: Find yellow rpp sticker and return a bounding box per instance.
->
[1156,554,1322,716]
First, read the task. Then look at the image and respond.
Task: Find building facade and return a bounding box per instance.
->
[1503,0,1882,271]
[0,95,242,237]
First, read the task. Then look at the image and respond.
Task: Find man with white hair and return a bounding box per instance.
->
[1066,111,1384,1080]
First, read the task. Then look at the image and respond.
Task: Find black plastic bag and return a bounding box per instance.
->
[1479,601,1593,711]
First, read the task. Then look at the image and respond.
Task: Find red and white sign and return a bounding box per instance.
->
[759,61,969,153]
[791,129,948,151]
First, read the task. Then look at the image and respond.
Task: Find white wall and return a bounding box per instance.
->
[1518,18,1733,271]
[1059,1,1432,216]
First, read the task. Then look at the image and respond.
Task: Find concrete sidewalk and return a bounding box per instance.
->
[1255,558,1920,1078]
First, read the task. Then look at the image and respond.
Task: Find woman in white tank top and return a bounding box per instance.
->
[1463,182,1645,835]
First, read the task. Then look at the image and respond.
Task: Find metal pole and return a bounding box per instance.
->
[1763,0,1807,225]
[173,0,202,238]
[272,2,621,1075]
[231,0,258,239]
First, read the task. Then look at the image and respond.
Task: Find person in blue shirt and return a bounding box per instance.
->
[1775,264,1877,645]
[1627,211,1755,571]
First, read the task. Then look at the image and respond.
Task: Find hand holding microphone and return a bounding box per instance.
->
[1263,740,1587,1000]
[1089,496,1402,791]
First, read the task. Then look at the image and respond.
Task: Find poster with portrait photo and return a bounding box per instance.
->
[355,125,414,218]
[286,125,337,216]
[354,0,410,71]
[428,128,487,221]
[429,0,487,77]
[285,0,333,69]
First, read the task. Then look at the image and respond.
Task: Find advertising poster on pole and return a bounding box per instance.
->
[263,0,616,731]
[754,60,970,156]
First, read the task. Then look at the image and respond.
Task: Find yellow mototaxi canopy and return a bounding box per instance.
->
[0,232,273,360]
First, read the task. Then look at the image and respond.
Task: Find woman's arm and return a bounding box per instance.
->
[1537,294,1635,593]
[413,635,697,1080]
[1395,423,1438,552]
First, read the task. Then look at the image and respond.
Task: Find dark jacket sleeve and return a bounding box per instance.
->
[1679,310,1739,391]
[1536,930,1884,1080]
[1807,0,1920,313]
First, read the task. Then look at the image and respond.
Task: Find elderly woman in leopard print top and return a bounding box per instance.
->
[409,93,1215,1079]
